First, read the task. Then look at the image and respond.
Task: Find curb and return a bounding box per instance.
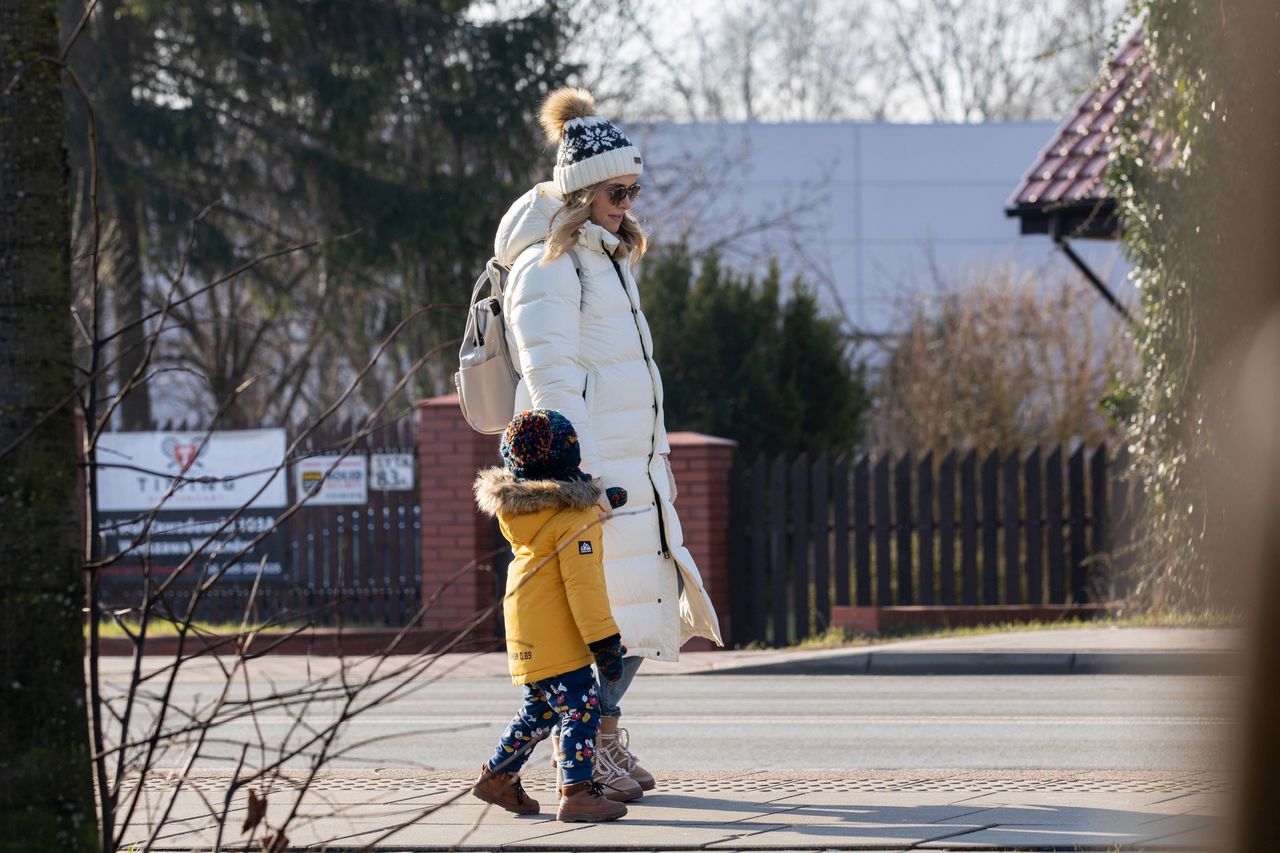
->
[700,650,1238,676]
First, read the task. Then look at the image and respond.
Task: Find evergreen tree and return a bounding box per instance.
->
[777,278,869,455]
[642,245,867,460]
[66,1,574,425]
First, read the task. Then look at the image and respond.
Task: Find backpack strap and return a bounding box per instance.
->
[491,247,586,369]
[565,246,586,277]
[563,247,587,311]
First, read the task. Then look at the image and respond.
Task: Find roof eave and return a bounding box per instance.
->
[1005,199,1121,241]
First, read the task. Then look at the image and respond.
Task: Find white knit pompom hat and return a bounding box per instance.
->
[538,87,643,195]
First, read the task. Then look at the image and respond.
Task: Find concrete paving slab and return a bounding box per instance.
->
[547,820,788,849]
[142,815,589,850]
[705,822,988,848]
[1134,815,1220,837]
[336,817,587,847]
[918,825,1158,849]
[949,791,1194,808]
[939,808,1215,839]
[616,792,801,823]
[295,801,548,823]
[737,804,991,825]
[275,818,590,850]
[1136,823,1225,849]
[940,804,1164,826]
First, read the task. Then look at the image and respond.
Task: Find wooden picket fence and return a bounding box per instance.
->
[727,445,1140,647]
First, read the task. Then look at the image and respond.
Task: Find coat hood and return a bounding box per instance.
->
[494,182,564,267]
[494,182,625,268]
[473,467,601,518]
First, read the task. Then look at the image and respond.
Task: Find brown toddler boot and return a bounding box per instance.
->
[556,780,627,822]
[471,765,540,815]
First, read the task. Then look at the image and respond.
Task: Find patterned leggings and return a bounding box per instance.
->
[486,664,600,786]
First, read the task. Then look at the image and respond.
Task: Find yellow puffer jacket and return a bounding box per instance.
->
[474,467,621,684]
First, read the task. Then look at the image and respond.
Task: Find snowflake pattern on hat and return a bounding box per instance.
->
[557,119,632,167]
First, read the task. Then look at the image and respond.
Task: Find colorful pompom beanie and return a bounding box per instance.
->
[499,409,587,482]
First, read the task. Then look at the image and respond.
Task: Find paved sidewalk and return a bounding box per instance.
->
[126,769,1226,851]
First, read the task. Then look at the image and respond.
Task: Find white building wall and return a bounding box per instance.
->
[631,121,1130,336]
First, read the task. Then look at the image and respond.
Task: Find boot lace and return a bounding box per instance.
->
[509,775,533,805]
[589,781,608,799]
[592,741,629,784]
[614,726,638,771]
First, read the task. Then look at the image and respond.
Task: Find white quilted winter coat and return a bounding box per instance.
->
[494,182,723,661]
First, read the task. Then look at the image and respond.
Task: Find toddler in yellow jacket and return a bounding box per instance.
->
[471,409,629,822]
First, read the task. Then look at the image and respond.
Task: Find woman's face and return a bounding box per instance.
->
[588,174,641,234]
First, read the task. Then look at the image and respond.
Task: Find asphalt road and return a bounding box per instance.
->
[111,672,1230,773]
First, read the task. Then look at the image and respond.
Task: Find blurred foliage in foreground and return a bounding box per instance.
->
[1110,1,1280,613]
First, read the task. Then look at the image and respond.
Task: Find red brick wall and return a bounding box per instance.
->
[416,395,501,641]
[416,398,739,652]
[668,433,738,651]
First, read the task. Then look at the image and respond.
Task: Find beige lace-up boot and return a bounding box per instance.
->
[599,716,655,790]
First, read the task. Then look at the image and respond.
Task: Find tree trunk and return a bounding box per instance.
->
[97,0,151,430]
[0,1,100,848]
[111,190,152,429]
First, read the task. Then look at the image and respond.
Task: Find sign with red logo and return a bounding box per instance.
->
[97,429,288,511]
[96,429,290,581]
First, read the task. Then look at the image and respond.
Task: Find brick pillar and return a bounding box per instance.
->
[417,394,501,641]
[668,432,738,651]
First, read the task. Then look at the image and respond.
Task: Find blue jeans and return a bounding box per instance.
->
[551,655,643,738]
[597,655,644,717]
[487,664,600,785]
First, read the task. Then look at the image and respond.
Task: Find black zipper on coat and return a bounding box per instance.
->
[612,258,671,560]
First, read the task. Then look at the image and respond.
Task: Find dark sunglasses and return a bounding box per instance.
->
[603,182,642,205]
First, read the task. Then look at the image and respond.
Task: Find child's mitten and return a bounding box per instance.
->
[588,634,627,683]
[596,485,628,514]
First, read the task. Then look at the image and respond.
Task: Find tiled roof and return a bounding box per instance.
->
[1008,28,1170,210]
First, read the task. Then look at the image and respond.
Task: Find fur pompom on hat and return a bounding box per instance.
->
[537,86,643,195]
[500,409,588,482]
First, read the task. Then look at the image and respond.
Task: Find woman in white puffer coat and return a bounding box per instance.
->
[494,88,722,796]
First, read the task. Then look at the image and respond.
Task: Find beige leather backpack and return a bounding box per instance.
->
[454,252,581,433]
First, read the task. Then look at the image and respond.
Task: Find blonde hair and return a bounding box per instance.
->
[543,181,648,266]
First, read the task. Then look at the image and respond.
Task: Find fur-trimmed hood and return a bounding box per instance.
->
[474,467,601,518]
